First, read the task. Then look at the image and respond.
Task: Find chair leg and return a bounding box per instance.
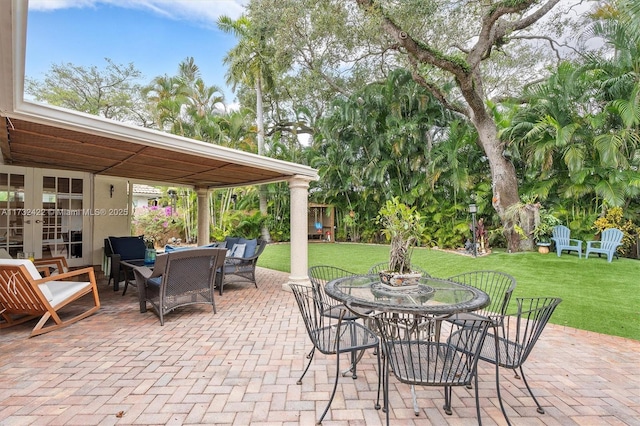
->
[341,348,360,378]
[375,344,382,411]
[411,385,419,416]
[443,385,453,415]
[488,324,512,425]
[297,347,315,385]
[473,370,483,426]
[318,351,342,424]
[218,273,224,295]
[383,353,390,425]
[519,365,545,414]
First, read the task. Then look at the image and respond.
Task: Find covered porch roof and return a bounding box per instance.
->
[0,0,315,286]
[0,0,318,188]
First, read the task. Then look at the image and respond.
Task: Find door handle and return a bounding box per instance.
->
[35,220,42,223]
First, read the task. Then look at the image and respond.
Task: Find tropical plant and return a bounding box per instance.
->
[592,206,640,257]
[532,209,562,244]
[132,205,183,247]
[377,197,425,274]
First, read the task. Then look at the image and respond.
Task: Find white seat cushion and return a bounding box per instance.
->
[39,280,93,306]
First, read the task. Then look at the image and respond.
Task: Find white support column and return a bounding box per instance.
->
[285,175,313,290]
[196,187,210,245]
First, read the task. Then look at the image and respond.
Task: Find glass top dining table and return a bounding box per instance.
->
[325,274,490,316]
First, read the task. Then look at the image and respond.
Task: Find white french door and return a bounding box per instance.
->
[0,166,91,267]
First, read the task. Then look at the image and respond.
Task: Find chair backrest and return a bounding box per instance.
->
[290,283,336,354]
[0,259,52,314]
[552,225,571,243]
[367,261,430,277]
[107,235,146,260]
[224,237,265,259]
[308,265,356,287]
[252,239,267,259]
[159,248,226,298]
[374,312,490,386]
[446,270,516,318]
[600,228,623,250]
[0,258,43,280]
[308,265,357,303]
[290,282,374,356]
[502,297,562,366]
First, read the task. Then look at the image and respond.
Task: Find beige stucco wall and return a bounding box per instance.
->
[92,176,130,266]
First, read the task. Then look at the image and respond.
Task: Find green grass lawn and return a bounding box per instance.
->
[258,242,640,341]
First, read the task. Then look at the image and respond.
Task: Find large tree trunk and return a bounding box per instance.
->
[473,115,527,252]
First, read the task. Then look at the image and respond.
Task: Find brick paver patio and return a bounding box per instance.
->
[1,267,639,425]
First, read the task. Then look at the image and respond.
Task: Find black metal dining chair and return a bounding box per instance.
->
[289,283,381,424]
[373,312,491,425]
[449,297,562,424]
[308,265,373,378]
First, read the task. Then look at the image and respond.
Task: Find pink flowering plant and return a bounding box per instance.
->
[132,205,182,247]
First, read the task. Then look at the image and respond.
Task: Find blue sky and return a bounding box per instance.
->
[26,0,247,103]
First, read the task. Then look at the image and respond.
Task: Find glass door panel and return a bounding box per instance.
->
[41,176,68,258]
[0,166,89,266]
[40,175,86,261]
[0,172,26,258]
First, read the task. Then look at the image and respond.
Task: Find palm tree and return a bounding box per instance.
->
[217,14,280,242]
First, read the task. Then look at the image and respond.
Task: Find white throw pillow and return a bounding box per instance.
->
[228,243,246,258]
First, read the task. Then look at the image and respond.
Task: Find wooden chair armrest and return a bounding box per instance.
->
[36,265,51,277]
[33,257,68,274]
[34,267,96,284]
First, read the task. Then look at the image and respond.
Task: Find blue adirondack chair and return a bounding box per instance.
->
[550,225,583,258]
[586,228,623,262]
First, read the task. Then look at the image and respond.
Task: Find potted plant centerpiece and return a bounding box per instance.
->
[377,197,425,288]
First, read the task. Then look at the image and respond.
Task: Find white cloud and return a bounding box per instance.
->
[29,0,248,23]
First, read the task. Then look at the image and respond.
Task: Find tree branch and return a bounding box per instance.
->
[266,121,315,137]
[407,56,467,117]
[510,34,584,61]
[471,0,562,66]
[355,0,470,81]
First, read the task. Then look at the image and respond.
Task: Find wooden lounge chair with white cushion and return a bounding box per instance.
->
[0,259,100,337]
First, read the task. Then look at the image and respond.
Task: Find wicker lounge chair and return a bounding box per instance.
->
[216,238,267,295]
[133,248,226,325]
